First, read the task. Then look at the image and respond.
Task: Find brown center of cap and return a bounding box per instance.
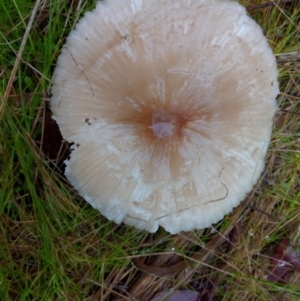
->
[150,111,186,139]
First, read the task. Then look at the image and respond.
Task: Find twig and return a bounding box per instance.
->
[0,0,42,116]
[247,0,295,10]
[276,50,300,64]
[126,168,228,224]
[64,46,95,99]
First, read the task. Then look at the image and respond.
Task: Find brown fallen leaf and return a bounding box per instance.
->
[131,257,189,277]
[151,290,200,301]
[267,238,300,283]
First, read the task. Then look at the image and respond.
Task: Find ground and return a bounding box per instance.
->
[0,0,300,300]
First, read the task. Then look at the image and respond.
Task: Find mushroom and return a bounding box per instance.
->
[51,0,279,234]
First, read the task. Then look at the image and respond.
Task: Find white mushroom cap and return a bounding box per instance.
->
[51,0,279,234]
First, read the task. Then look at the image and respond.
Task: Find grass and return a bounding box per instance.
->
[0,0,300,300]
